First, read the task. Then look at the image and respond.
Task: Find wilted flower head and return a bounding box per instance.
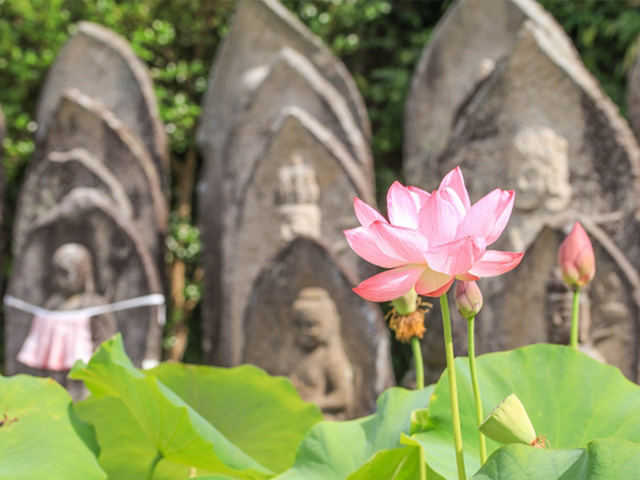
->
[454,281,483,320]
[558,222,595,288]
[344,167,524,302]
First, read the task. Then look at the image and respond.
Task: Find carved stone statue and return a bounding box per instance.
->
[47,243,117,346]
[276,154,321,241]
[507,127,572,251]
[16,243,117,398]
[288,287,353,419]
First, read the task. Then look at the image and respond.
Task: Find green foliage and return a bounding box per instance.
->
[472,438,640,480]
[0,374,106,479]
[5,337,640,478]
[150,362,323,474]
[412,344,640,479]
[70,335,321,479]
[275,385,434,479]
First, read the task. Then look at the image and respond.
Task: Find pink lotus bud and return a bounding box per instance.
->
[455,281,483,320]
[558,222,595,288]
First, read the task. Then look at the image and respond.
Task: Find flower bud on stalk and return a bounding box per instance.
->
[558,222,595,288]
[455,281,483,320]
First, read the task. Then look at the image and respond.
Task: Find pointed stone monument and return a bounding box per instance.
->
[35,21,168,187]
[213,106,376,366]
[404,0,577,190]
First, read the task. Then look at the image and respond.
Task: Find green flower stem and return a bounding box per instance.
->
[440,294,467,480]
[570,286,580,348]
[412,336,425,390]
[146,451,162,480]
[467,315,487,464]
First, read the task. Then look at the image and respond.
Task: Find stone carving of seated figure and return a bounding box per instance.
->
[288,287,353,419]
[18,243,117,373]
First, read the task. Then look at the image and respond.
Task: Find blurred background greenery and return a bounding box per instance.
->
[1,0,639,375]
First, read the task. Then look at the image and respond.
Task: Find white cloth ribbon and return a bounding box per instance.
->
[5,294,166,371]
[4,294,166,324]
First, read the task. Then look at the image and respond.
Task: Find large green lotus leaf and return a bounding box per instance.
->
[189,477,239,480]
[412,344,640,479]
[344,445,422,480]
[345,435,446,480]
[74,395,220,480]
[275,385,434,479]
[70,335,272,480]
[471,438,640,479]
[149,362,322,473]
[0,374,105,479]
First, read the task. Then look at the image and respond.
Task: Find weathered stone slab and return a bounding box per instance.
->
[404,0,577,189]
[35,21,168,186]
[437,21,640,265]
[243,236,393,418]
[224,47,372,202]
[5,189,163,393]
[197,0,370,173]
[13,148,133,254]
[213,106,376,366]
[474,221,640,382]
[198,46,375,363]
[410,20,640,385]
[35,89,167,265]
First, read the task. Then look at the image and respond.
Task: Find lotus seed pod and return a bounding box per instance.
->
[479,393,536,445]
[392,288,419,316]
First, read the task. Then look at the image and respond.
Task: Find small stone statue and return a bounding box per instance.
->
[18,243,117,374]
[288,287,353,419]
[276,153,321,241]
[507,127,572,251]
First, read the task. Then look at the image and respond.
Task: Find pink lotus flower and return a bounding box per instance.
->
[345,167,524,302]
[558,222,595,287]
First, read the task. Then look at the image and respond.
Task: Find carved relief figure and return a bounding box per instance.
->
[18,243,117,372]
[276,153,321,241]
[288,287,353,419]
[507,127,572,250]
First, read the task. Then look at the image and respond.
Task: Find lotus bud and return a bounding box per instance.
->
[558,222,595,288]
[479,393,536,445]
[454,281,483,320]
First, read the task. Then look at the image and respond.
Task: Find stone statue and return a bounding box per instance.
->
[276,153,321,241]
[507,127,572,251]
[18,243,117,381]
[288,287,353,419]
